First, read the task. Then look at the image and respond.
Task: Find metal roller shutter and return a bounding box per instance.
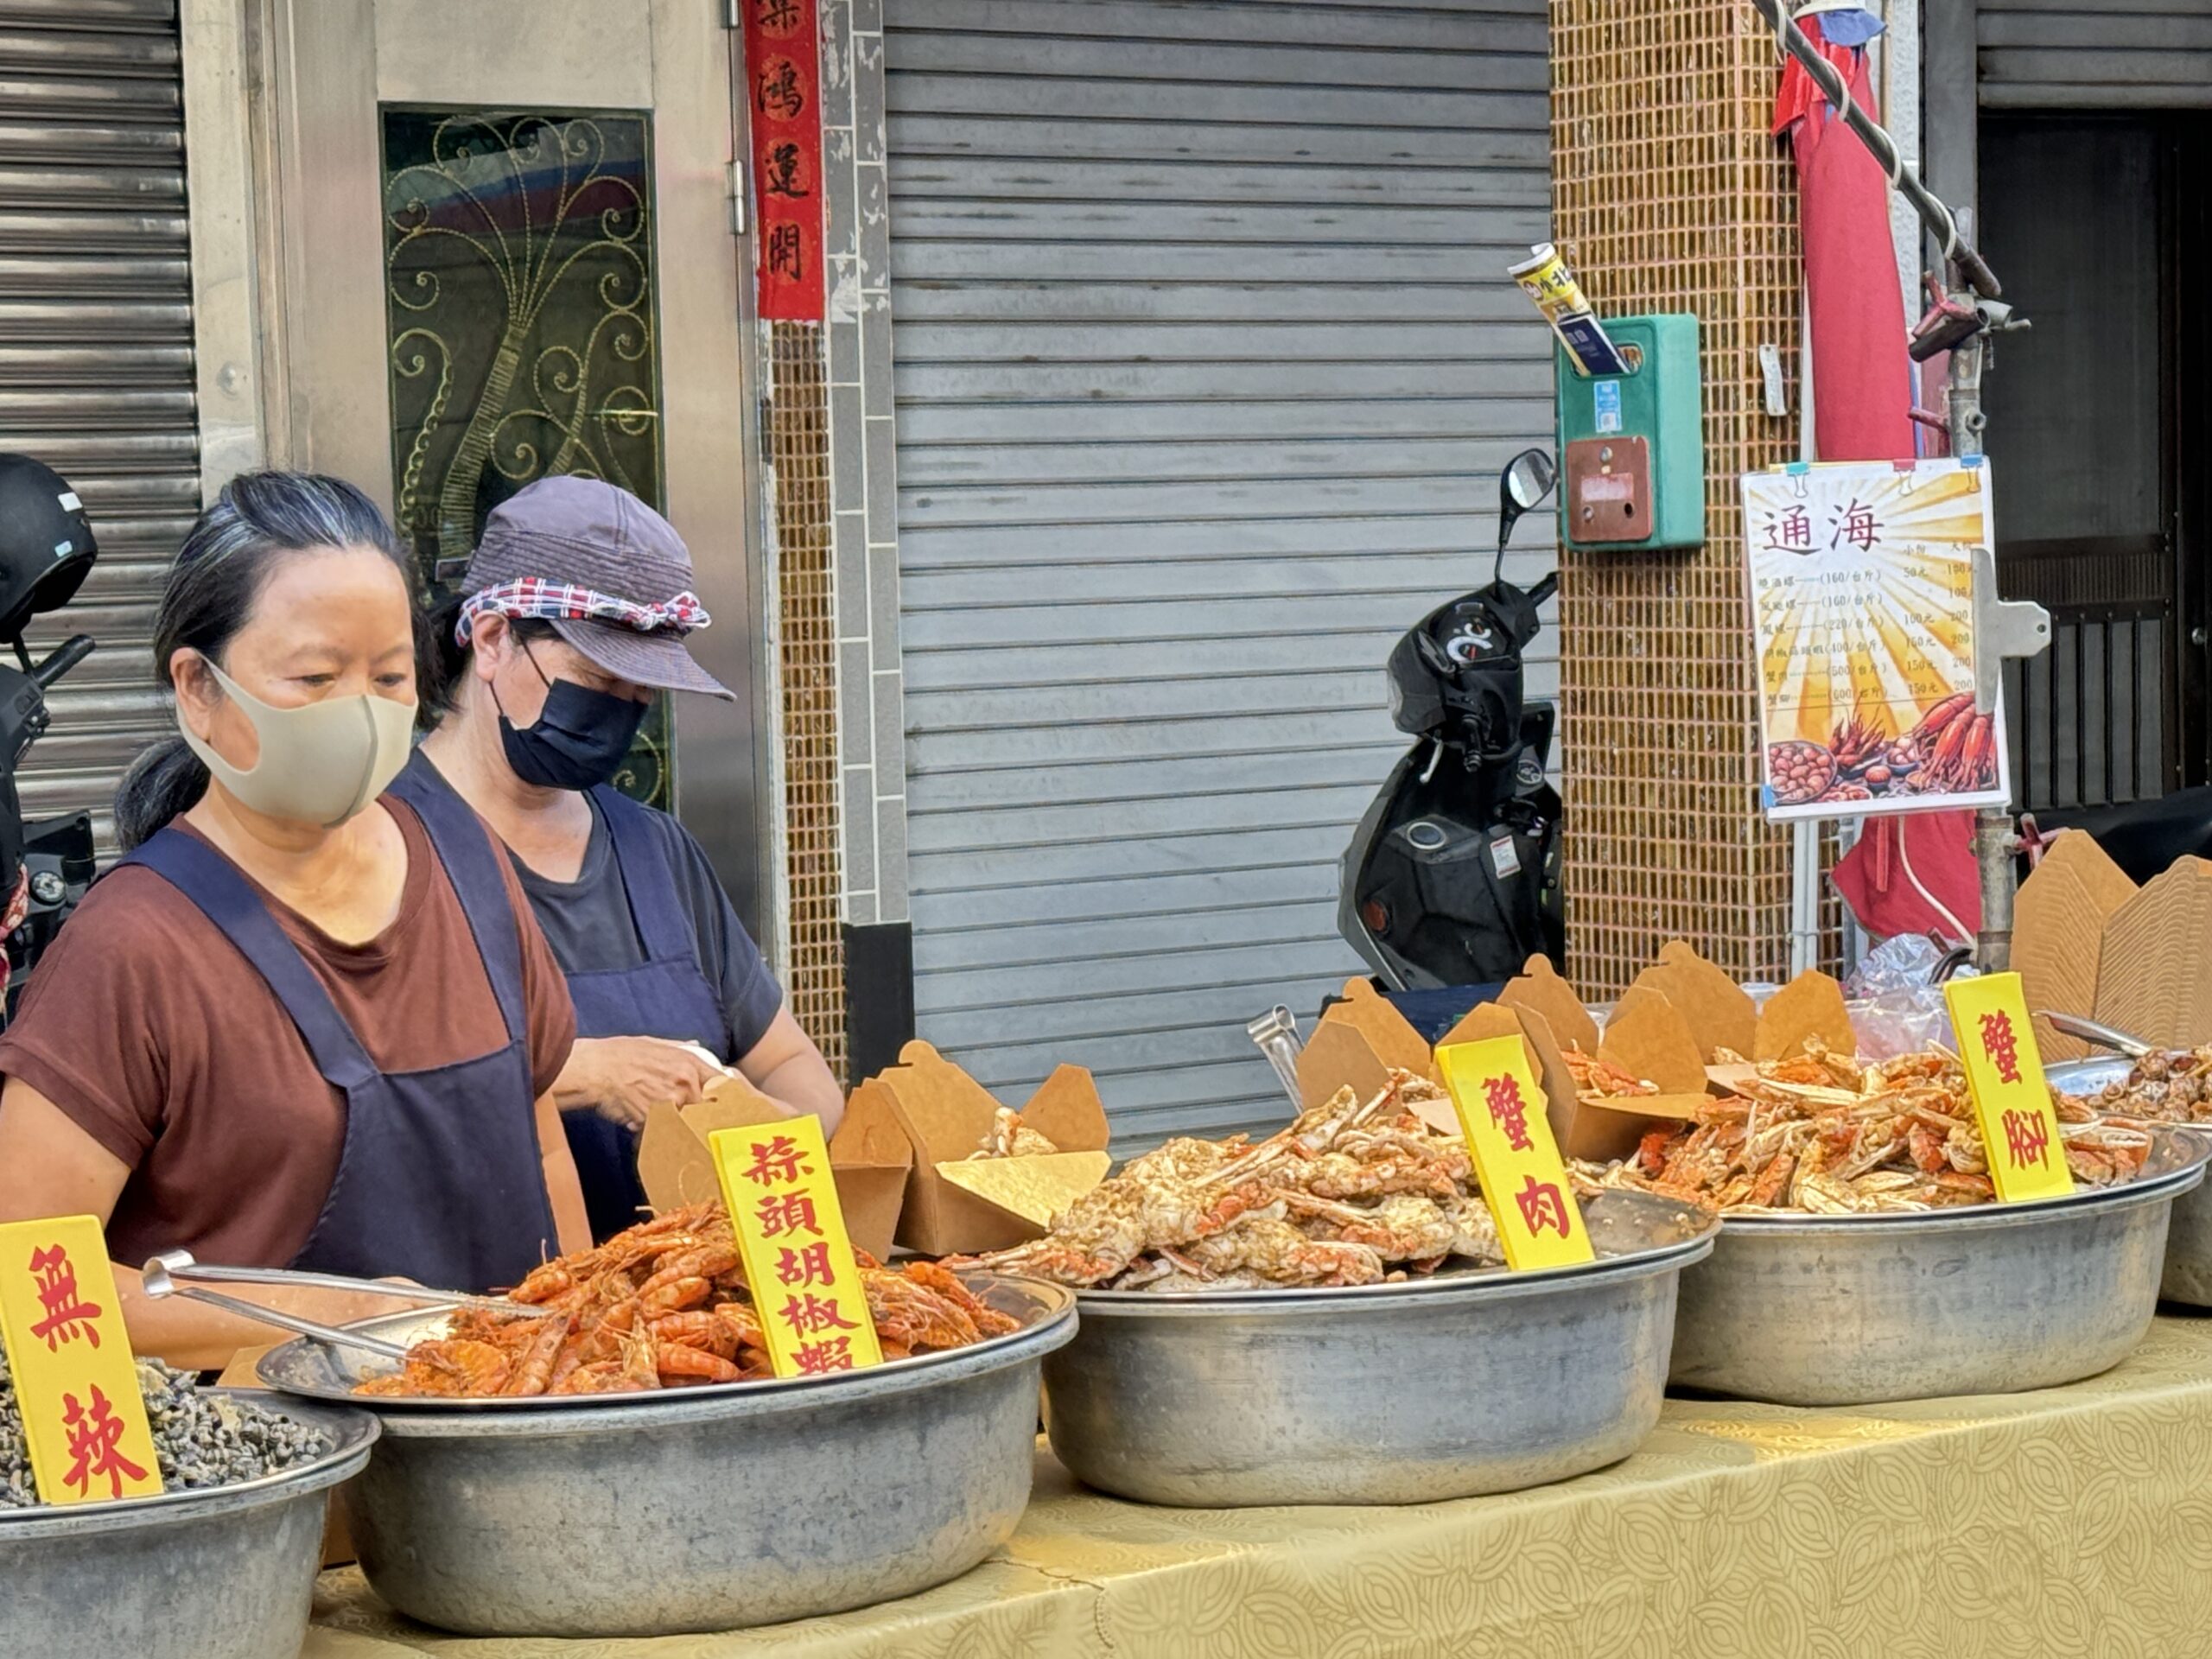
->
[1980,0,2212,108]
[0,0,195,847]
[885,0,1554,1147]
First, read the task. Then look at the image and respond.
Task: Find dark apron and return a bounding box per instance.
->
[122,810,557,1294]
[392,764,728,1243]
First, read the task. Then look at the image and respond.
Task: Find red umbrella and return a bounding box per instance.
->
[1777,9,1980,940]
[1772,10,1915,463]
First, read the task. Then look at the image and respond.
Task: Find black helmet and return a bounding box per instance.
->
[0,454,94,640]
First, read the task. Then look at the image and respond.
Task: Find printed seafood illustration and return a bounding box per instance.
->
[1742,459,2010,819]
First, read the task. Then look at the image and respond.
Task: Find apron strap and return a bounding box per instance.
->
[386,762,530,1044]
[589,785,697,965]
[122,830,379,1090]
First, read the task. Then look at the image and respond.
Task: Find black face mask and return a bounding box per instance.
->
[494,642,648,791]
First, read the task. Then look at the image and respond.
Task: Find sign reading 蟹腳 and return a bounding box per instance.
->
[1435,1037,1596,1272]
[741,0,826,321]
[1943,973,2075,1204]
[709,1117,884,1376]
[0,1216,162,1504]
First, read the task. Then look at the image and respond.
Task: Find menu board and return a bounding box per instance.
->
[1741,458,2011,821]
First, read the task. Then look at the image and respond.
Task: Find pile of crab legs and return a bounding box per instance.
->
[355,1202,1019,1398]
[1587,1043,2152,1215]
[955,1071,1525,1292]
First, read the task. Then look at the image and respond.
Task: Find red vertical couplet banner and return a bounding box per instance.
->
[742,0,826,321]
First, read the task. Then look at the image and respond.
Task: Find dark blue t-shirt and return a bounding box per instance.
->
[504,800,787,1071]
[505,793,784,1064]
[397,747,787,1057]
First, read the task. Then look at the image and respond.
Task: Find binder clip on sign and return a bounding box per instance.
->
[1510,244,1627,378]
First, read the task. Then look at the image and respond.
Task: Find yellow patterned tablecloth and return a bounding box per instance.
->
[308,1313,2212,1659]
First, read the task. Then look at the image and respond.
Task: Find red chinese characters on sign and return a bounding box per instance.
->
[742,1135,811,1188]
[780,1293,859,1339]
[1515,1176,1572,1239]
[776,1242,836,1288]
[756,1191,822,1239]
[795,1337,855,1374]
[28,1245,100,1351]
[743,0,824,320]
[1483,1076,1535,1154]
[61,1384,147,1500]
[2000,1108,2050,1170]
[1980,1010,2023,1086]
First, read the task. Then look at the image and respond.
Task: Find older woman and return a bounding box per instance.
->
[405,476,841,1241]
[0,472,588,1368]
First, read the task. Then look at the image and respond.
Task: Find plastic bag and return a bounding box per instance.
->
[1846,988,1960,1061]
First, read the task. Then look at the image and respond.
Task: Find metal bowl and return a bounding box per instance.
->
[0,1395,376,1659]
[2050,1056,2212,1306]
[1669,1123,2211,1406]
[1042,1188,1718,1507]
[258,1274,1075,1637]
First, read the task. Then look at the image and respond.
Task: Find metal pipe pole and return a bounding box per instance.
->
[1752,2,2024,969]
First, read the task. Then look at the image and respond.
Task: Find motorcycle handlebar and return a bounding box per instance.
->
[32,635,93,691]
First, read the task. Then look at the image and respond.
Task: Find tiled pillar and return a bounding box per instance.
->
[818,0,913,1071]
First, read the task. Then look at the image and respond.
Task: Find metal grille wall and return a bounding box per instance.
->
[1550,0,1802,996]
[1980,1,2212,108]
[883,0,1554,1146]
[2,0,194,847]
[768,323,849,1082]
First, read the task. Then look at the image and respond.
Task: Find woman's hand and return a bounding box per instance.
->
[553,1035,728,1128]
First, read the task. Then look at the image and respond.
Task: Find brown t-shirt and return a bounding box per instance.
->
[0,801,575,1267]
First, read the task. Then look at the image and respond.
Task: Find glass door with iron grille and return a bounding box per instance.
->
[1982,113,2196,813]
[258,0,771,936]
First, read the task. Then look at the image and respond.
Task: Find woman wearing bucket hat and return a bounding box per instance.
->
[408,475,841,1242]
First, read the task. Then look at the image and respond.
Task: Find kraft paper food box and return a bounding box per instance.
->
[867,1041,1113,1257]
[2013,830,2135,1061]
[637,1072,911,1263]
[2095,858,2212,1049]
[1751,969,1855,1063]
[1296,981,1704,1164]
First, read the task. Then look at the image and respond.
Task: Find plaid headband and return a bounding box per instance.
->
[455,578,712,645]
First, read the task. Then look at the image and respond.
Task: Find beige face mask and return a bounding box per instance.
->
[178,658,416,828]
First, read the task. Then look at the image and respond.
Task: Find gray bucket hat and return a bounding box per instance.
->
[460,476,732,700]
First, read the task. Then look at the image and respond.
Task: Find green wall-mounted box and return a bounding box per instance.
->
[1554,312,1705,551]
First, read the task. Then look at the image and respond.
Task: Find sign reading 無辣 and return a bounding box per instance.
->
[1743,458,2012,822]
[741,0,826,321]
[1943,973,2075,1204]
[1435,1036,1596,1271]
[709,1116,884,1376]
[0,1216,162,1504]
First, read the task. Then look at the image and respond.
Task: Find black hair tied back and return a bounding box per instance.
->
[114,471,410,850]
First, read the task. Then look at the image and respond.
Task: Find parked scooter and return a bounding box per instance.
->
[1338,449,1567,990]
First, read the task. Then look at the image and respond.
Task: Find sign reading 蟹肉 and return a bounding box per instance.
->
[1435,1036,1596,1272]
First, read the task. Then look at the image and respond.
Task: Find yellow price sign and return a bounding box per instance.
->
[1436,1036,1596,1272]
[0,1216,162,1505]
[1944,972,2075,1203]
[708,1116,884,1377]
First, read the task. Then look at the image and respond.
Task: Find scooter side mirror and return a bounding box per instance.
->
[1494,448,1558,582]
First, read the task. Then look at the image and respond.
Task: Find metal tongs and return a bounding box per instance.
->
[2036,1012,2154,1060]
[1247,1004,1305,1108]
[139,1250,545,1362]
